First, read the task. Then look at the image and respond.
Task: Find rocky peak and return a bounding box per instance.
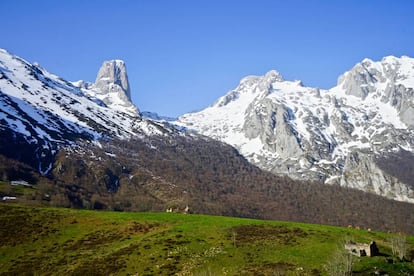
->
[95,60,131,100]
[336,56,414,127]
[213,70,286,108]
[176,55,414,203]
[91,60,139,117]
[264,70,284,82]
[337,61,380,99]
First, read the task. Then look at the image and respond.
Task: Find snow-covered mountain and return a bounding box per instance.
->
[2,47,414,203]
[0,49,173,173]
[72,59,139,117]
[177,56,414,203]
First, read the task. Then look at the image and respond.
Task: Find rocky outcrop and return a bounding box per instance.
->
[338,56,414,127]
[177,55,414,203]
[0,49,170,174]
[244,99,302,159]
[95,60,131,99]
[334,150,414,202]
[90,60,139,117]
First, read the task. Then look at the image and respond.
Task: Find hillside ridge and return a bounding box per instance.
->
[177,55,414,202]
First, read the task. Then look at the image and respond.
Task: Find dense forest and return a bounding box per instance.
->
[1,133,414,234]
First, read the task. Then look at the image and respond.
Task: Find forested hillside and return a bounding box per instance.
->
[2,134,413,234]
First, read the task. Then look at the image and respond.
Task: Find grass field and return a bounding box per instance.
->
[0,203,413,275]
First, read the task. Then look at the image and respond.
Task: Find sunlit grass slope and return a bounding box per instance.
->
[0,204,413,275]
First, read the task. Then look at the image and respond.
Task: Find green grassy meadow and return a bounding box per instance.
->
[0,203,413,275]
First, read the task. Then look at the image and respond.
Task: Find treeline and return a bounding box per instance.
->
[54,134,414,233]
[2,132,414,234]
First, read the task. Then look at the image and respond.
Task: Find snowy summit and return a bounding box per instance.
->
[177,56,414,203]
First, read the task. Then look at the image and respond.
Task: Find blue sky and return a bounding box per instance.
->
[2,0,414,117]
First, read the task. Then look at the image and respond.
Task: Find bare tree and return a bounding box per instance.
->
[390,232,408,261]
[326,245,355,276]
[232,230,237,247]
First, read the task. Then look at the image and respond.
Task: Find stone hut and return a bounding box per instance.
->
[344,241,379,257]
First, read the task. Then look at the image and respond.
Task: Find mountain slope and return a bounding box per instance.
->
[1,49,414,234]
[3,133,414,234]
[73,59,139,116]
[0,49,170,173]
[177,57,414,203]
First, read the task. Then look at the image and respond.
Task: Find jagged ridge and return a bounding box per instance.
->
[0,49,173,173]
[177,56,414,203]
[1,49,414,233]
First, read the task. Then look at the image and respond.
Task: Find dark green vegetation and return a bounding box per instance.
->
[1,204,413,275]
